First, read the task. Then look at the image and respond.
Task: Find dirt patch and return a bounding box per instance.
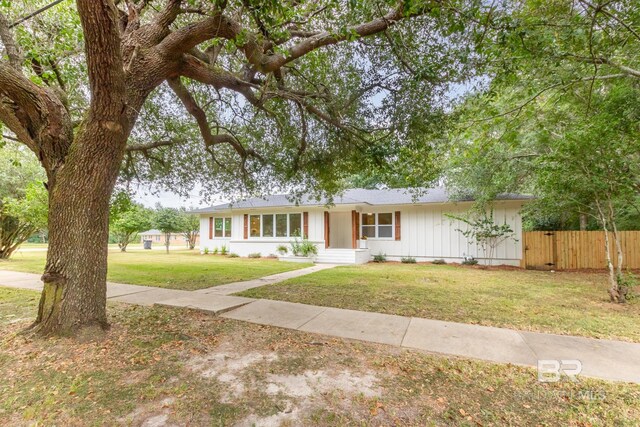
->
[236,406,303,427]
[186,339,381,424]
[120,397,177,426]
[187,347,279,401]
[265,370,379,398]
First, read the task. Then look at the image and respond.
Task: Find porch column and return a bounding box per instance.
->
[351,210,359,249]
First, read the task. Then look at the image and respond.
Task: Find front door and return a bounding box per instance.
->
[328,212,352,248]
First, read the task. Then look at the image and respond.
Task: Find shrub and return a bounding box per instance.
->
[401,256,416,264]
[220,245,228,255]
[618,272,638,301]
[432,259,446,265]
[212,247,219,255]
[248,252,261,258]
[290,237,318,257]
[462,258,478,266]
[266,253,278,259]
[373,252,386,263]
[203,247,209,255]
[228,253,239,258]
[276,244,289,255]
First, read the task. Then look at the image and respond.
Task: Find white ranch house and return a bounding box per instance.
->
[192,187,530,265]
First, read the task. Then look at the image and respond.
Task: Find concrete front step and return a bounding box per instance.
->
[315,249,370,265]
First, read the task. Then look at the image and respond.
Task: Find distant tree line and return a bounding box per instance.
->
[108,192,199,253]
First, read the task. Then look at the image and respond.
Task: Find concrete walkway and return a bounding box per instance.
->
[194,263,338,295]
[1,269,639,383]
[0,270,254,314]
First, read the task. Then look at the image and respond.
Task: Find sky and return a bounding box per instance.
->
[132,184,214,209]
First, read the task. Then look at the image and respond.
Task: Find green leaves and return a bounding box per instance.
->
[153,206,183,234]
[445,0,640,231]
[3,181,48,230]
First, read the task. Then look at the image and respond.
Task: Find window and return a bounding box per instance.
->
[224,218,232,237]
[263,214,274,237]
[213,217,232,238]
[361,213,376,238]
[250,215,261,237]
[361,213,394,239]
[276,214,288,237]
[378,213,393,238]
[214,218,223,237]
[250,213,303,238]
[289,213,302,237]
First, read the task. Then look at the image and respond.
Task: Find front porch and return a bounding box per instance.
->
[313,209,370,264]
[323,209,365,250]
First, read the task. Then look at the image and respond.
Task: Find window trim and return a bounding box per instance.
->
[360,212,395,240]
[212,216,233,239]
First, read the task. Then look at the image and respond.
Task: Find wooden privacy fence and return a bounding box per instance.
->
[522,231,640,270]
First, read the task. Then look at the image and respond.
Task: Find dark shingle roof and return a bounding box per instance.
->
[189,187,532,214]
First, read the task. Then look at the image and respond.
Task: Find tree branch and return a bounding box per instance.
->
[157,12,235,57]
[126,139,181,152]
[160,2,419,75]
[578,0,640,43]
[177,56,262,107]
[167,77,262,162]
[260,6,408,72]
[76,0,126,118]
[468,73,629,124]
[568,55,640,79]
[0,12,22,70]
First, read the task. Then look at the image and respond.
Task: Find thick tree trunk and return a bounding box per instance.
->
[118,238,129,252]
[579,214,588,231]
[31,123,126,336]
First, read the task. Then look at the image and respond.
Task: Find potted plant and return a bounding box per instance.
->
[359,235,368,249]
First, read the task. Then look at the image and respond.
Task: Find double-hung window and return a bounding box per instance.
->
[250,213,302,238]
[214,217,232,238]
[250,215,261,237]
[361,213,393,239]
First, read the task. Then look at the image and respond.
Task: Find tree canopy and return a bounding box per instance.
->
[443,0,640,301]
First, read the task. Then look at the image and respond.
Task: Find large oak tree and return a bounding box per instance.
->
[0,0,483,335]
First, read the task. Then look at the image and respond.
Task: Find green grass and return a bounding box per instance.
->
[1,286,639,426]
[239,263,640,342]
[0,250,311,290]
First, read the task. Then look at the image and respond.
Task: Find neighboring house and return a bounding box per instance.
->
[191,187,531,265]
[139,229,199,246]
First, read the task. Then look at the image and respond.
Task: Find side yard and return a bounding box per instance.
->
[1,286,639,425]
[0,251,311,291]
[239,263,640,342]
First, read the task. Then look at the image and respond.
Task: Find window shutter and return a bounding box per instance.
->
[209,217,213,239]
[243,214,248,239]
[395,211,401,241]
[303,212,309,239]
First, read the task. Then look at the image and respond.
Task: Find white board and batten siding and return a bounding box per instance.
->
[199,200,524,265]
[364,201,523,265]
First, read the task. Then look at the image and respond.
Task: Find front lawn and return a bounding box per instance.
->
[1,286,638,425]
[239,263,640,342]
[0,250,311,290]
